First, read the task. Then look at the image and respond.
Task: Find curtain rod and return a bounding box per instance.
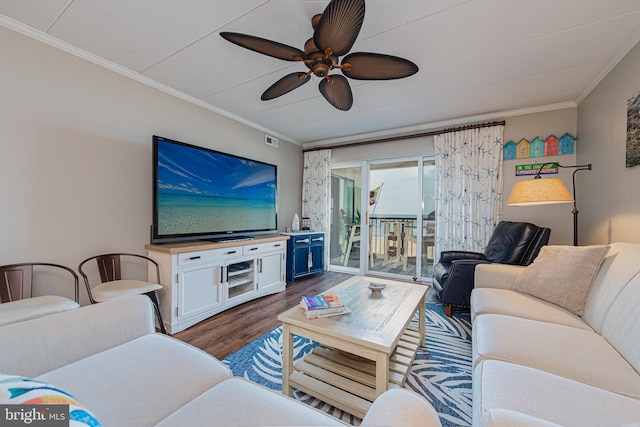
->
[303,120,506,152]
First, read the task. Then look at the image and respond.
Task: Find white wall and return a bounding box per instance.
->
[577,41,640,245]
[502,108,578,245]
[331,136,434,163]
[0,26,303,304]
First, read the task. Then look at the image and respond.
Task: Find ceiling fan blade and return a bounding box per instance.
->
[261,73,311,100]
[220,32,305,61]
[319,75,353,111]
[341,52,419,80]
[313,0,365,57]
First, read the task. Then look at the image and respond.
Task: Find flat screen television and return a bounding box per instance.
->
[151,135,277,243]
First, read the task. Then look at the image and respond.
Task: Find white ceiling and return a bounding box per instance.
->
[2,0,640,147]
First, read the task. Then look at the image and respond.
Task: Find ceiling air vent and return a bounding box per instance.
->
[265,134,279,148]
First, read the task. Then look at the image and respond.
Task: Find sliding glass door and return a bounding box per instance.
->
[330,157,435,282]
[422,158,436,279]
[367,160,419,280]
[329,165,363,271]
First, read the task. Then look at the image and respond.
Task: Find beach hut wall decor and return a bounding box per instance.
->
[559,133,575,155]
[503,141,516,160]
[530,137,544,158]
[516,138,530,159]
[504,133,575,160]
[544,135,559,156]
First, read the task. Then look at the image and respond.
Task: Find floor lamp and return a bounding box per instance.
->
[507,162,592,246]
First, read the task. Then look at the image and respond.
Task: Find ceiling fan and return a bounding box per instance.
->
[220,0,419,111]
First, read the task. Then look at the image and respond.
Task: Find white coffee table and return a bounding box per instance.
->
[277,275,427,418]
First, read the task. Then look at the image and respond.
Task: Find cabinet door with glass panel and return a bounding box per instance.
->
[224,257,256,303]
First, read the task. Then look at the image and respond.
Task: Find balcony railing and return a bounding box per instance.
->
[332,214,435,278]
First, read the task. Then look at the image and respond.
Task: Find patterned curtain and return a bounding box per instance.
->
[302,149,331,269]
[434,125,504,257]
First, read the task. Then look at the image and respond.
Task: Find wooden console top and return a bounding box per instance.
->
[145,234,289,254]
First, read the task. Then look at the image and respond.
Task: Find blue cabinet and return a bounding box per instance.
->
[284,233,324,282]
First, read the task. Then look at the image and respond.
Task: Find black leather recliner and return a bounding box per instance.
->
[433,221,550,316]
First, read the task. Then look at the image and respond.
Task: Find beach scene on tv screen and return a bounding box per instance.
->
[157,140,277,236]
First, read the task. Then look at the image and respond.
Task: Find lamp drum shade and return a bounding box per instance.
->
[507,178,574,206]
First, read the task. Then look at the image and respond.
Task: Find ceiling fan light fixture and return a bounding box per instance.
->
[220,0,418,110]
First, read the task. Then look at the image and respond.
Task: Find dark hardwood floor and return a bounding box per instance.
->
[173,272,440,360]
[173,272,352,359]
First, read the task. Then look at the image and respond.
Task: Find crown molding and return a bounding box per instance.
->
[303,101,577,149]
[575,26,640,105]
[2,13,587,150]
[0,14,299,146]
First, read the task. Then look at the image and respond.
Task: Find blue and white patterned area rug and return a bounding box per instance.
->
[222,302,472,426]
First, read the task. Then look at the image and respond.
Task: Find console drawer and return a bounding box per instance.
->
[292,234,323,246]
[177,246,242,265]
[243,240,285,255]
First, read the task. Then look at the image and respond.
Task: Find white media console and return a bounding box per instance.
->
[145,234,288,334]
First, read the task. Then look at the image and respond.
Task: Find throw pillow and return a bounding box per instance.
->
[512,245,610,316]
[0,374,101,426]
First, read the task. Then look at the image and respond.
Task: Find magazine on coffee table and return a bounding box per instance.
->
[299,303,351,319]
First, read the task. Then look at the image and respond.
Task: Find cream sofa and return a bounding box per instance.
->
[470,242,640,426]
[0,295,78,326]
[0,295,441,427]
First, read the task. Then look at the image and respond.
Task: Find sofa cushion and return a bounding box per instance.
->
[470,288,591,330]
[512,245,610,316]
[473,243,640,332]
[0,295,155,378]
[473,263,526,291]
[0,295,79,326]
[473,314,640,398]
[473,360,640,427]
[37,334,231,427]
[600,274,640,375]
[0,374,101,426]
[360,388,442,427]
[486,409,563,427]
[581,242,640,332]
[155,377,344,426]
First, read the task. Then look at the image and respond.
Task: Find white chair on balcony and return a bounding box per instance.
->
[340,209,361,266]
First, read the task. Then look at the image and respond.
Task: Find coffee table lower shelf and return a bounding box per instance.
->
[287,324,423,419]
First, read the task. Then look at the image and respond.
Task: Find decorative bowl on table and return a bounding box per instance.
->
[367,282,386,296]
